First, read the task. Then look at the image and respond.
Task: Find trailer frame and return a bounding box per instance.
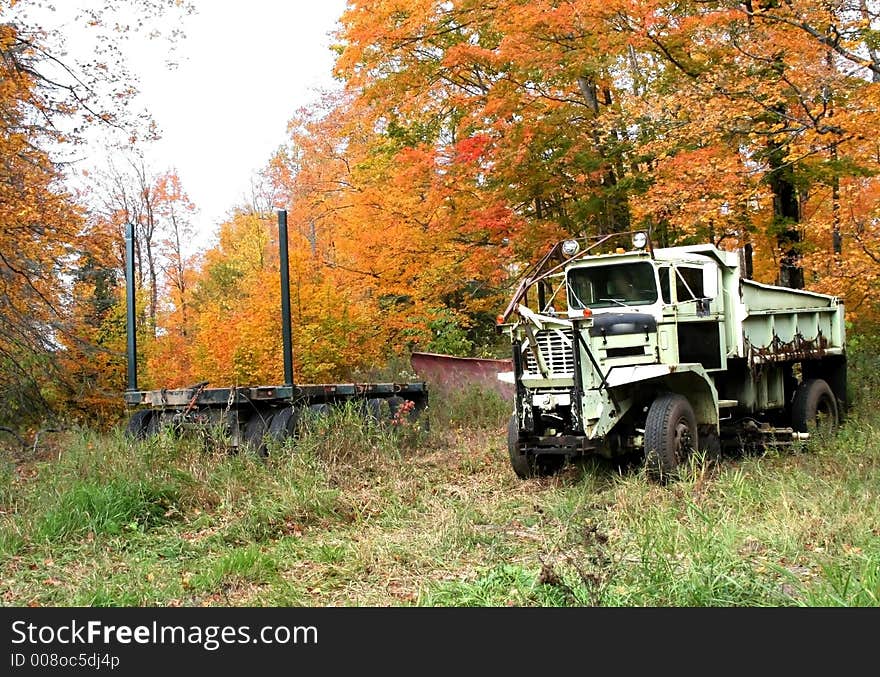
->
[123,210,429,448]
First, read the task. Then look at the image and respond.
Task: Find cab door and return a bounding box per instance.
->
[672,263,726,371]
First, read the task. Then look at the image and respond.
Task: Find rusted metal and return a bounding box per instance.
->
[410,352,514,399]
[746,331,831,366]
[125,382,428,409]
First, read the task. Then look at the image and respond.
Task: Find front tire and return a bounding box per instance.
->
[507,414,534,479]
[507,415,564,479]
[644,393,698,482]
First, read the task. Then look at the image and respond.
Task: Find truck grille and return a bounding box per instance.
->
[524,328,574,376]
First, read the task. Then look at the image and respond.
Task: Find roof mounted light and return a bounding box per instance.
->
[632,231,648,250]
[561,239,580,257]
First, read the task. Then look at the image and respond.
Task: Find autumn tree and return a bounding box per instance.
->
[0,21,83,419]
[142,203,390,389]
[154,171,196,338]
[71,162,199,409]
[0,0,192,424]
[139,0,880,391]
[329,0,880,316]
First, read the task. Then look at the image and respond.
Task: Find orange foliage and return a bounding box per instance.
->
[134,1,880,392]
[58,1,880,408]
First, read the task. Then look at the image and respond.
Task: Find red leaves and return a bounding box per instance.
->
[453,134,491,165]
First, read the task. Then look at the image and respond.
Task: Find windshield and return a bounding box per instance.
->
[567,262,659,309]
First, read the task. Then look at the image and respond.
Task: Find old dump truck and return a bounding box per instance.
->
[497,231,846,480]
[123,211,428,451]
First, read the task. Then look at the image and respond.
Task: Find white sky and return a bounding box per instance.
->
[121,0,348,246]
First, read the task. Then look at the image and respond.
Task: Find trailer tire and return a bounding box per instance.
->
[145,411,162,437]
[644,393,698,483]
[387,396,406,421]
[242,412,269,457]
[268,406,300,444]
[792,378,838,434]
[124,410,153,440]
[366,398,383,421]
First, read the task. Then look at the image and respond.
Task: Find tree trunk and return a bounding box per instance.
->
[765,134,803,289]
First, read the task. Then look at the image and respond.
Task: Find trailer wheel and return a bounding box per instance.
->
[364,398,383,421]
[124,410,153,440]
[242,413,269,457]
[644,393,698,483]
[792,378,838,434]
[267,406,300,445]
[145,411,163,437]
[387,396,406,421]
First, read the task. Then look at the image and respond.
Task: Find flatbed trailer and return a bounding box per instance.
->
[123,210,428,450]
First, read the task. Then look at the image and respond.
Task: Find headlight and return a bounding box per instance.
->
[561,239,580,256]
[632,231,648,249]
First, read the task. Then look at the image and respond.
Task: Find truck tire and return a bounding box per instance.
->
[507,414,534,478]
[792,378,838,434]
[644,393,698,482]
[507,415,563,478]
[124,410,153,440]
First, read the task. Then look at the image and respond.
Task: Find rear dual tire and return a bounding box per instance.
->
[792,378,838,434]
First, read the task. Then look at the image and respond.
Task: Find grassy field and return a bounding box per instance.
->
[1,350,879,607]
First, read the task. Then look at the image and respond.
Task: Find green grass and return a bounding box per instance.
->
[37,478,179,541]
[429,384,511,430]
[1,348,879,606]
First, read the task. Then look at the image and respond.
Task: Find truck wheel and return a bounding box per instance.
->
[644,393,698,482]
[124,410,153,440]
[507,414,534,478]
[506,415,562,478]
[792,379,838,434]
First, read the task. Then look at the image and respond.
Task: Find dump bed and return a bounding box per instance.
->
[737,279,845,364]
